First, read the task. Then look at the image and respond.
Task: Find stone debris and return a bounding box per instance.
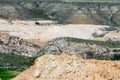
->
[13,54,120,80]
[40,37,118,60]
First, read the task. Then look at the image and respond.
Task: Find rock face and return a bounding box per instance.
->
[39,37,120,60]
[20,2,120,26]
[37,2,120,26]
[0,33,40,57]
[0,33,119,59]
[13,54,120,80]
[0,2,120,26]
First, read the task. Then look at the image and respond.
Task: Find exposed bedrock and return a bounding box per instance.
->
[0,34,120,60]
[0,33,41,57]
[39,37,120,60]
[0,2,120,26]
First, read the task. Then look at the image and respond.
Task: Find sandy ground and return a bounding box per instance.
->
[0,19,109,42]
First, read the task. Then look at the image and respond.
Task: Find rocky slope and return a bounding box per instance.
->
[0,33,40,57]
[39,37,120,60]
[37,2,120,26]
[13,54,120,80]
[0,32,120,60]
[0,1,120,27]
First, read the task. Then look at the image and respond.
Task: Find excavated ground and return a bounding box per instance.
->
[0,19,109,42]
[13,54,120,80]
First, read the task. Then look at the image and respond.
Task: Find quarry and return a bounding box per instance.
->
[0,0,120,80]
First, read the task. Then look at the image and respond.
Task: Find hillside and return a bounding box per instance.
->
[0,1,120,27]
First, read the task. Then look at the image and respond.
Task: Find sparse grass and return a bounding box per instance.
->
[68,37,120,48]
[29,9,51,20]
[94,34,106,38]
[0,53,35,80]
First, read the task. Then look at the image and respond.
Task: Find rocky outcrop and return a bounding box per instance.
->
[13,54,120,80]
[39,37,120,60]
[22,2,120,26]
[0,33,40,57]
[0,32,120,59]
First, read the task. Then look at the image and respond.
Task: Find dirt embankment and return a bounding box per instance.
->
[13,54,120,80]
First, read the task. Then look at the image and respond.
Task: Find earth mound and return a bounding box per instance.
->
[13,54,120,80]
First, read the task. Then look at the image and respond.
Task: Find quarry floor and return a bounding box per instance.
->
[0,19,109,42]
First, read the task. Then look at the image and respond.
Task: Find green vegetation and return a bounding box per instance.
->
[29,9,51,20]
[0,53,35,69]
[64,0,120,3]
[94,34,106,38]
[0,53,35,80]
[68,37,120,48]
[0,68,20,80]
[113,54,120,60]
[0,40,4,45]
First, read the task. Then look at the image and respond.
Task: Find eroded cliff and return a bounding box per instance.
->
[0,1,120,27]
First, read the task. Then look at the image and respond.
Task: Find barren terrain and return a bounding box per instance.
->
[0,19,109,42]
[13,54,120,80]
[0,1,120,80]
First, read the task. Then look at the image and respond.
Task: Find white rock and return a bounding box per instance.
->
[33,70,41,77]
